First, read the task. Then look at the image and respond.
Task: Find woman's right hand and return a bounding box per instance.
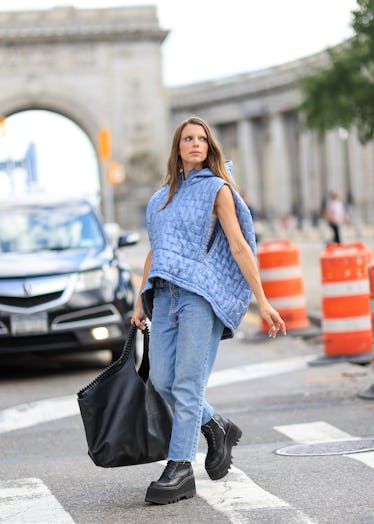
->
[258,300,286,338]
[131,301,147,331]
[131,250,152,331]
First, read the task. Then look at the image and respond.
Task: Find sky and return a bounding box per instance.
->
[0,0,358,201]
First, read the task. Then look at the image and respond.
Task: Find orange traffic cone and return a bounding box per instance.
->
[369,262,374,336]
[358,262,374,399]
[313,243,373,366]
[256,240,316,337]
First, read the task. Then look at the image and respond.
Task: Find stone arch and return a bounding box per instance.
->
[0,5,169,228]
[2,91,101,150]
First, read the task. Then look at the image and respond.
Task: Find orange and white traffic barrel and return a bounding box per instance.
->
[257,240,311,333]
[320,243,373,358]
[357,263,374,399]
[368,262,374,337]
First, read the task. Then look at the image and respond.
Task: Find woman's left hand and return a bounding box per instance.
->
[258,302,287,338]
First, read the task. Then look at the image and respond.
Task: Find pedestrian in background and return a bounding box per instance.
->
[323,190,349,244]
[131,115,286,505]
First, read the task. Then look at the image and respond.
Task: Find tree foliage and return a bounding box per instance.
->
[298,0,374,144]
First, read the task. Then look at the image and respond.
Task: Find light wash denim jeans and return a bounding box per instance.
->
[149,279,224,462]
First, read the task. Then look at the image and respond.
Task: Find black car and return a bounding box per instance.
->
[0,198,138,361]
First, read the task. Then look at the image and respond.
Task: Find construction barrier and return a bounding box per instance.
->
[369,262,374,337]
[257,240,311,333]
[320,243,373,359]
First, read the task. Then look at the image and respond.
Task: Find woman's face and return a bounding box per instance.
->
[179,123,208,172]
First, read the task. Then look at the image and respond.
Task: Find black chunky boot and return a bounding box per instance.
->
[145,460,196,505]
[201,413,242,480]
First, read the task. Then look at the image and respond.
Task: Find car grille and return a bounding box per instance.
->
[0,332,78,352]
[0,291,64,308]
[54,306,117,324]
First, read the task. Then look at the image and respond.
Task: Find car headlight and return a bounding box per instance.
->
[74,267,119,302]
[101,265,119,302]
[74,270,103,292]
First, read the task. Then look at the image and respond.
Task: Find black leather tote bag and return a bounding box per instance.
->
[77,324,173,467]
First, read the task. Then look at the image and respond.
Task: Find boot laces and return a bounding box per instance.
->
[202,422,217,448]
[163,460,190,476]
[165,460,177,473]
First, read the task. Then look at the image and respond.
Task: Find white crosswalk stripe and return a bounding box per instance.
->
[0,396,78,434]
[157,453,314,524]
[0,478,74,524]
[207,355,313,388]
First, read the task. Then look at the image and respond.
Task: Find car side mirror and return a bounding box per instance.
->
[118,231,140,248]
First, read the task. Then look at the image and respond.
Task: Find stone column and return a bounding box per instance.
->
[350,128,374,223]
[298,130,313,220]
[266,113,292,216]
[237,118,261,207]
[325,130,345,195]
[362,141,374,223]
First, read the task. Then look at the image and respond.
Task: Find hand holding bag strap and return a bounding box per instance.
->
[78,323,139,398]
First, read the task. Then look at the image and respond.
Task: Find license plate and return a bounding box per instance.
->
[11,312,48,335]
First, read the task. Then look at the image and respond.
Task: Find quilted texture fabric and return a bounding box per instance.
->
[142,167,256,338]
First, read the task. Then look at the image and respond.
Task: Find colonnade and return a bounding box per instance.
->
[208,113,373,224]
[169,51,374,227]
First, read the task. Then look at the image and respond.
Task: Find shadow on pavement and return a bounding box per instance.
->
[0,350,112,379]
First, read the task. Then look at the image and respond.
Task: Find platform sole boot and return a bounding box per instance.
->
[201,413,242,480]
[145,460,196,505]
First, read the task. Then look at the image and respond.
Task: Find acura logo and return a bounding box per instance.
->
[22,281,33,296]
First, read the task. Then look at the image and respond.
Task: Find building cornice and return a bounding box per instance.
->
[0,6,168,44]
[167,49,334,109]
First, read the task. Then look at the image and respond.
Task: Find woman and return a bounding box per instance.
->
[131,115,286,505]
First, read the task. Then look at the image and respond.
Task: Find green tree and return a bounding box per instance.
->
[298,0,374,144]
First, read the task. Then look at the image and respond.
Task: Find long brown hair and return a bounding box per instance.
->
[162,115,238,208]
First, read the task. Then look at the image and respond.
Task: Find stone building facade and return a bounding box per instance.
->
[0,5,373,227]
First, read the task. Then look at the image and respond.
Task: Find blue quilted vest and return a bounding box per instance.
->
[141,166,256,338]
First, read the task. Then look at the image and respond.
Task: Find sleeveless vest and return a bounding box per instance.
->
[141,167,256,338]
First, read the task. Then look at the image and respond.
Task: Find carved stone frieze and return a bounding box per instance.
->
[0,6,168,44]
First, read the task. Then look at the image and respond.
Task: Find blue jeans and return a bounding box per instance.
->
[149,279,224,462]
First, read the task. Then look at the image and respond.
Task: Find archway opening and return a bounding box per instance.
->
[0,109,99,203]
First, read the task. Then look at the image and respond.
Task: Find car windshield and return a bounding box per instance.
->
[0,203,105,254]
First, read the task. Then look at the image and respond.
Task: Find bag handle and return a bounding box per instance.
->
[137,324,150,382]
[77,323,150,397]
[120,323,150,382]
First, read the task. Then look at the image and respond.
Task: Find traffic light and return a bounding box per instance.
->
[97,128,112,161]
